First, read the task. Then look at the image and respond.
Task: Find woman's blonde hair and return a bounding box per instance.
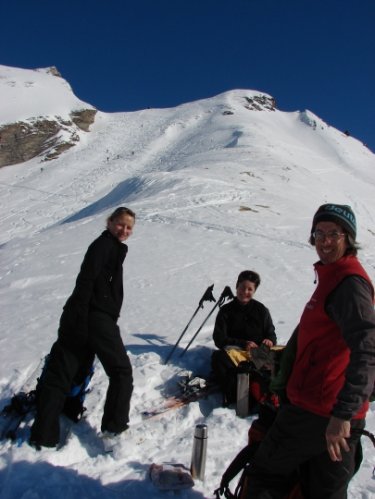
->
[107,207,136,224]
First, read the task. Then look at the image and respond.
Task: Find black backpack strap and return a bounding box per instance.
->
[352,428,375,447]
[351,428,375,477]
[213,485,236,498]
[234,463,252,497]
[221,445,254,487]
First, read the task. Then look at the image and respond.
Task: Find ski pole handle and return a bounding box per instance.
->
[164,285,216,364]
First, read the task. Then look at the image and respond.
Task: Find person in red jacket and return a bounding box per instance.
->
[247,204,375,499]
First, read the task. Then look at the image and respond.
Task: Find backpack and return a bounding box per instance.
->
[211,344,283,412]
[62,362,95,422]
[36,355,95,422]
[214,403,303,499]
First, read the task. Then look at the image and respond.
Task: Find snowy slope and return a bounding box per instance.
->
[0,65,94,124]
[1,65,375,498]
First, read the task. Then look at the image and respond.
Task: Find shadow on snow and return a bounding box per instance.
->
[0,460,207,499]
[127,333,214,378]
[60,177,144,224]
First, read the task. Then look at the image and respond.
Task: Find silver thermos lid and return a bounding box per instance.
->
[194,423,208,439]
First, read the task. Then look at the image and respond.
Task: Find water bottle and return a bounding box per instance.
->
[236,369,249,418]
[190,423,208,481]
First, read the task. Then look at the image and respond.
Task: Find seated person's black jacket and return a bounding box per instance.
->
[213,298,276,350]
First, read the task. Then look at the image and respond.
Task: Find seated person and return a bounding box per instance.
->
[211,270,277,407]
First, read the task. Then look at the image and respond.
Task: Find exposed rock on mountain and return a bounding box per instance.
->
[244,94,276,111]
[0,65,96,167]
[0,110,97,166]
[70,109,97,132]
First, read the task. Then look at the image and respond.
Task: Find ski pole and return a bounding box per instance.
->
[164,285,216,364]
[179,286,234,358]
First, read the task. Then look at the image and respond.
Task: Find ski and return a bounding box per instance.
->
[141,375,219,420]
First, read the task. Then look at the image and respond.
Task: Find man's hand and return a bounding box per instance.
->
[326,416,351,461]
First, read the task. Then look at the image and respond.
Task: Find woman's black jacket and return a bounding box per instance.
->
[213,298,276,349]
[58,230,128,347]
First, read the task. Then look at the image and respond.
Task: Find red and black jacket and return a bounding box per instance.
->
[287,255,375,420]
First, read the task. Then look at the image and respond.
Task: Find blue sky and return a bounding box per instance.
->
[2,0,375,151]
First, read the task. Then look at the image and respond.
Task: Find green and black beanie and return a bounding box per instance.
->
[311,204,356,240]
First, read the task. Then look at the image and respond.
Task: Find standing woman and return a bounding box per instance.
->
[30,207,136,448]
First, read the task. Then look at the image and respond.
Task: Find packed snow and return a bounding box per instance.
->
[0,66,375,498]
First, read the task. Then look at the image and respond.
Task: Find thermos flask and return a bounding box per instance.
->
[190,423,208,481]
[236,369,249,418]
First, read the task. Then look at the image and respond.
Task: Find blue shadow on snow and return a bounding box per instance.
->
[61,177,144,224]
[0,460,207,498]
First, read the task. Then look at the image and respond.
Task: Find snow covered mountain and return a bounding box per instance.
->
[0,65,375,498]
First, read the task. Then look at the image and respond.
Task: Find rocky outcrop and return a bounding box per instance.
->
[70,109,97,132]
[45,66,62,78]
[244,95,276,111]
[0,108,97,168]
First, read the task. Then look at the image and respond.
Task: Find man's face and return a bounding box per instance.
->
[314,221,348,264]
